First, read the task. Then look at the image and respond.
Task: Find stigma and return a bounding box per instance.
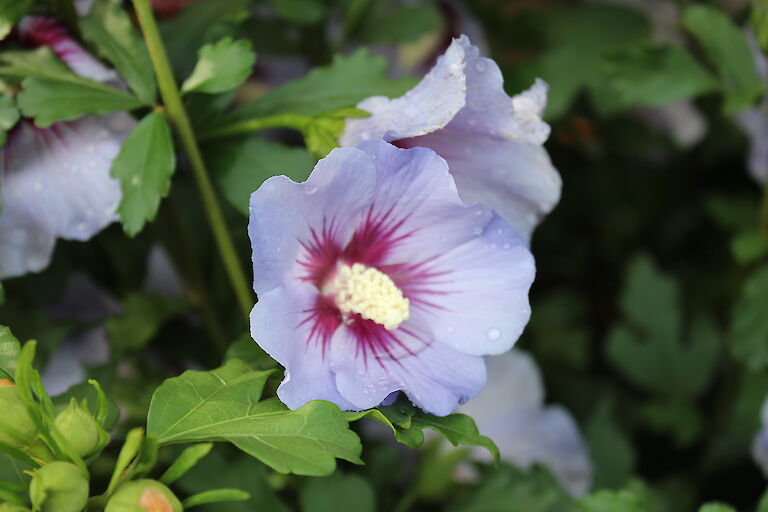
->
[332,263,410,330]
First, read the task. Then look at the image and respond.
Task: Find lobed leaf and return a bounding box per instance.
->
[110,111,177,236]
[147,360,362,476]
[182,38,256,95]
[79,0,157,104]
[683,5,765,113]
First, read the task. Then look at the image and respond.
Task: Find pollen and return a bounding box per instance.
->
[333,263,410,330]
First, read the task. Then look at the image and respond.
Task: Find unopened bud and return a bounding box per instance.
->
[105,480,182,512]
[29,461,89,512]
[0,504,31,512]
[0,383,39,451]
[54,399,108,459]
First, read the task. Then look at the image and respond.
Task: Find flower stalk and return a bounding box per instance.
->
[133,0,253,319]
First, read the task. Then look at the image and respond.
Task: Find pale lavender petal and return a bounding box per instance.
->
[737,104,768,184]
[20,17,119,83]
[341,35,560,241]
[398,130,561,242]
[753,396,768,477]
[0,113,132,279]
[460,350,592,496]
[250,284,357,410]
[248,147,377,294]
[248,141,536,416]
[41,327,110,396]
[339,40,467,147]
[329,314,486,416]
[400,216,534,357]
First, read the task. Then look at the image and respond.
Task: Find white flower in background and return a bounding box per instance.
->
[753,396,768,477]
[459,349,593,497]
[737,30,768,184]
[0,17,135,279]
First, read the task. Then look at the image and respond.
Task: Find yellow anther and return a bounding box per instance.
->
[333,263,410,330]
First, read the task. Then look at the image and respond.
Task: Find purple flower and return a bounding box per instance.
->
[0,17,134,279]
[459,350,592,496]
[340,35,561,242]
[248,140,535,416]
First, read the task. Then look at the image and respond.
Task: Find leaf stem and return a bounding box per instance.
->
[133,0,253,319]
[198,113,311,141]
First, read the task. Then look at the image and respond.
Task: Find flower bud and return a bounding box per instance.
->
[0,382,39,450]
[29,461,89,512]
[54,399,108,459]
[105,480,182,512]
[0,504,32,512]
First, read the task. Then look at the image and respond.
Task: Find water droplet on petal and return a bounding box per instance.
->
[502,243,511,250]
[304,185,317,195]
[475,61,487,72]
[486,328,501,341]
[473,226,483,235]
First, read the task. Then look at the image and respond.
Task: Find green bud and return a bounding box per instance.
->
[105,480,183,512]
[0,382,39,450]
[29,461,89,512]
[0,504,31,512]
[54,399,108,459]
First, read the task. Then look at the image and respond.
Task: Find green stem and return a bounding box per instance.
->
[133,0,253,319]
[199,113,311,141]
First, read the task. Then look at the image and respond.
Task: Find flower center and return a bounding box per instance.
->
[332,263,410,330]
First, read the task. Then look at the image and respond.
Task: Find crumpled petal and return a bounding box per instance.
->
[0,114,132,279]
[460,350,592,496]
[340,35,561,242]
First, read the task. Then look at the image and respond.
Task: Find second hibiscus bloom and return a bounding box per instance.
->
[249,140,535,416]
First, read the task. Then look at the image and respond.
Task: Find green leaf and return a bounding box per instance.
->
[182,38,256,94]
[160,443,214,485]
[683,5,765,113]
[224,334,278,371]
[346,399,498,461]
[754,0,768,52]
[451,464,575,512]
[0,48,145,126]
[176,449,289,512]
[517,4,649,118]
[267,0,324,24]
[206,135,315,215]
[0,325,20,381]
[730,265,768,370]
[603,44,719,108]
[299,473,375,512]
[147,360,362,476]
[79,0,157,104]
[184,488,250,509]
[16,77,144,127]
[217,49,415,123]
[698,504,736,512]
[0,94,18,147]
[110,111,177,236]
[577,488,646,512]
[105,293,185,355]
[410,414,499,464]
[0,0,33,40]
[354,3,441,43]
[585,399,634,490]
[106,427,145,495]
[606,255,720,399]
[159,0,251,77]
